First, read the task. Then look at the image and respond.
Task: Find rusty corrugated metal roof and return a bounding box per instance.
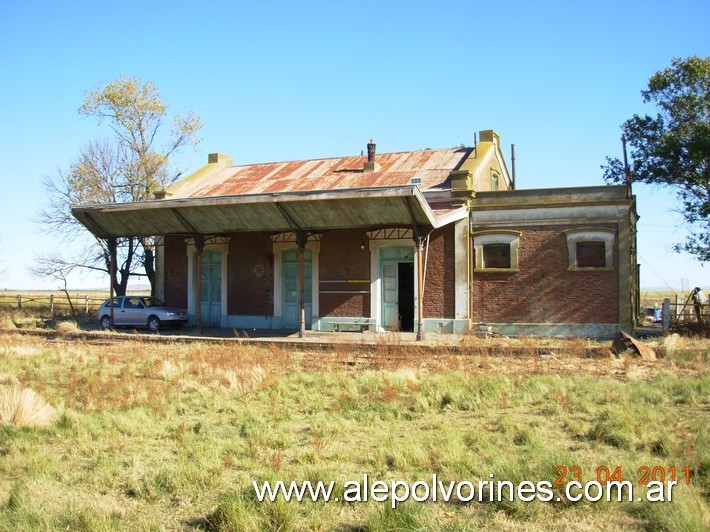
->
[72,146,474,239]
[170,147,472,199]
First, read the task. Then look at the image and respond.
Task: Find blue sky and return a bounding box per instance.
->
[0,0,708,290]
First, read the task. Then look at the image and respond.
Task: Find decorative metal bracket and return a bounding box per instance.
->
[83,212,109,239]
[275,202,302,232]
[171,208,200,234]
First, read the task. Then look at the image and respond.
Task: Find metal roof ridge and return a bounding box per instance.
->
[221,146,470,169]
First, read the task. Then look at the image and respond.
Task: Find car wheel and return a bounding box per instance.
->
[100,315,111,329]
[147,316,161,332]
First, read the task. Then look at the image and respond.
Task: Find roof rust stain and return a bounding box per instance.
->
[180,147,472,199]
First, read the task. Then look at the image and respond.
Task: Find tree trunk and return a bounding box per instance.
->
[103,237,135,297]
[142,237,156,297]
[62,288,76,317]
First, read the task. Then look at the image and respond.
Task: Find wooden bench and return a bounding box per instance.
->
[326,321,373,332]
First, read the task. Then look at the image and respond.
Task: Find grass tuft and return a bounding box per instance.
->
[589,408,637,450]
[206,490,295,532]
[216,365,265,394]
[632,484,710,531]
[0,372,19,386]
[0,316,17,330]
[55,320,80,334]
[365,502,430,531]
[0,386,58,427]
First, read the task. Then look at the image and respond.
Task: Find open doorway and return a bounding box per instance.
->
[380,246,415,332]
[398,262,414,331]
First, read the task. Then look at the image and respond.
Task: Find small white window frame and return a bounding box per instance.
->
[564,228,615,271]
[472,230,521,272]
[491,169,500,190]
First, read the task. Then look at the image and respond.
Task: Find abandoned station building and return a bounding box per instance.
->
[73,130,639,338]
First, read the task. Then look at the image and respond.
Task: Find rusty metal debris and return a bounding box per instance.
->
[610,330,656,360]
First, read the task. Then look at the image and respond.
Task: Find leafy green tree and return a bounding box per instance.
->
[38,77,202,295]
[603,56,710,262]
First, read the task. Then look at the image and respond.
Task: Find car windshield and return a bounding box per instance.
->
[140,297,165,308]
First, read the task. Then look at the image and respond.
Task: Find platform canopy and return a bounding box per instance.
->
[72,185,467,239]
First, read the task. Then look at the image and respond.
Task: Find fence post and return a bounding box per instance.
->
[17,294,21,310]
[662,298,670,334]
[85,295,90,315]
[50,294,55,317]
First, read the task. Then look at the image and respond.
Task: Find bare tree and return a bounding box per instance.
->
[37,77,202,295]
[30,254,77,317]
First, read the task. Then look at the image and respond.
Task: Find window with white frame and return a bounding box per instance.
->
[491,170,499,190]
[472,231,521,271]
[565,229,614,270]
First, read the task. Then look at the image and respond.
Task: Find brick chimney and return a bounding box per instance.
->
[364,139,380,172]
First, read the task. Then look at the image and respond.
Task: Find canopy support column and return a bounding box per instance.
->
[296,230,307,339]
[108,237,117,328]
[403,196,430,341]
[194,235,205,334]
[415,235,425,341]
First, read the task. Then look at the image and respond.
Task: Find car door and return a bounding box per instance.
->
[119,296,146,327]
[109,297,125,325]
[102,297,124,325]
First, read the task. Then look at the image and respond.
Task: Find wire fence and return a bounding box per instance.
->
[0,293,108,317]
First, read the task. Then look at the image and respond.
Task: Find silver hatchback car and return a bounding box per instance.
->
[98,296,188,332]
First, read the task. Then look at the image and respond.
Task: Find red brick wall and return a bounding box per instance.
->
[319,229,371,317]
[163,235,188,308]
[422,226,455,318]
[227,233,274,315]
[471,225,619,324]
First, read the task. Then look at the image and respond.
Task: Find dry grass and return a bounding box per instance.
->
[215,365,266,394]
[0,372,19,385]
[0,331,706,530]
[0,386,58,427]
[55,320,81,334]
[0,316,16,330]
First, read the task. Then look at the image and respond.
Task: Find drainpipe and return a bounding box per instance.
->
[622,134,632,199]
[422,234,430,297]
[511,144,516,190]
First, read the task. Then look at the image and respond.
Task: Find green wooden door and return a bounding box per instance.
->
[282,249,312,329]
[382,262,399,330]
[200,250,222,327]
